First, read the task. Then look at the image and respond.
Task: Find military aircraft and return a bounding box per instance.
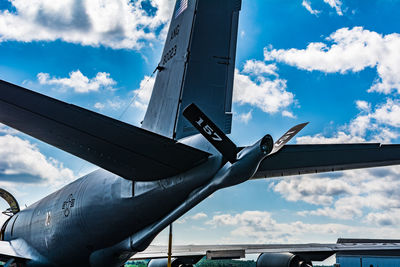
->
[1,0,400,266]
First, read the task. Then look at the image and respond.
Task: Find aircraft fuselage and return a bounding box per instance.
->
[1,129,271,266]
[2,154,222,266]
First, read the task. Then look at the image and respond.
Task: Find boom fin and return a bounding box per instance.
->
[183,103,238,163]
[270,123,309,155]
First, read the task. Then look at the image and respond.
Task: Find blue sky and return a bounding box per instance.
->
[1,0,400,261]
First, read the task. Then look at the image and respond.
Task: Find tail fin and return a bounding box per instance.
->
[142,0,242,140]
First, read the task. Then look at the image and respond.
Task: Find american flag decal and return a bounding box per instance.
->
[175,0,188,18]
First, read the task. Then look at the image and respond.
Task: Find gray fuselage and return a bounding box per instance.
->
[1,131,269,267]
[2,149,223,266]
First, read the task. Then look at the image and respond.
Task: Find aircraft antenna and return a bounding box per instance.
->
[167,224,173,267]
[118,72,156,121]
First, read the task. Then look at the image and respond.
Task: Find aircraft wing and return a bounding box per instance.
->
[131,243,400,262]
[0,80,210,181]
[0,240,30,262]
[252,144,400,179]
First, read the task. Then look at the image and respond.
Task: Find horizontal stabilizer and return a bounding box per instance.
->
[253,143,400,179]
[0,80,209,181]
[183,103,238,163]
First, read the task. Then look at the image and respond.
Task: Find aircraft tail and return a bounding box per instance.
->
[142,0,241,140]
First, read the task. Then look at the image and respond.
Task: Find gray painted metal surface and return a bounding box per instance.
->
[0,80,209,181]
[253,144,400,179]
[173,0,241,139]
[2,159,222,266]
[142,0,198,138]
[0,132,270,266]
[143,0,241,139]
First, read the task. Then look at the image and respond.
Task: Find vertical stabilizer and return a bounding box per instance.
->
[142,0,241,140]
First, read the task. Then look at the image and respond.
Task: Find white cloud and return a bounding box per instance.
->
[206,210,400,244]
[0,0,174,49]
[296,131,365,144]
[272,176,356,206]
[191,212,208,220]
[38,70,116,93]
[371,127,399,143]
[348,115,371,137]
[94,102,106,110]
[0,135,75,186]
[243,60,278,77]
[373,99,400,127]
[233,69,295,114]
[296,181,400,223]
[274,95,400,224]
[298,206,362,221]
[302,0,321,16]
[236,110,253,124]
[356,100,371,112]
[323,0,343,16]
[265,27,400,94]
[175,212,208,224]
[94,74,155,120]
[282,110,296,118]
[302,0,343,16]
[0,124,18,135]
[94,98,124,111]
[175,217,186,224]
[365,209,400,226]
[271,160,400,222]
[133,75,155,110]
[297,98,400,145]
[206,211,289,243]
[208,211,275,228]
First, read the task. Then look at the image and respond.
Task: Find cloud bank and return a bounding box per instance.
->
[234,60,296,117]
[302,0,321,16]
[0,135,74,186]
[0,0,175,49]
[265,27,400,95]
[38,70,116,93]
[302,0,343,16]
[205,210,400,244]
